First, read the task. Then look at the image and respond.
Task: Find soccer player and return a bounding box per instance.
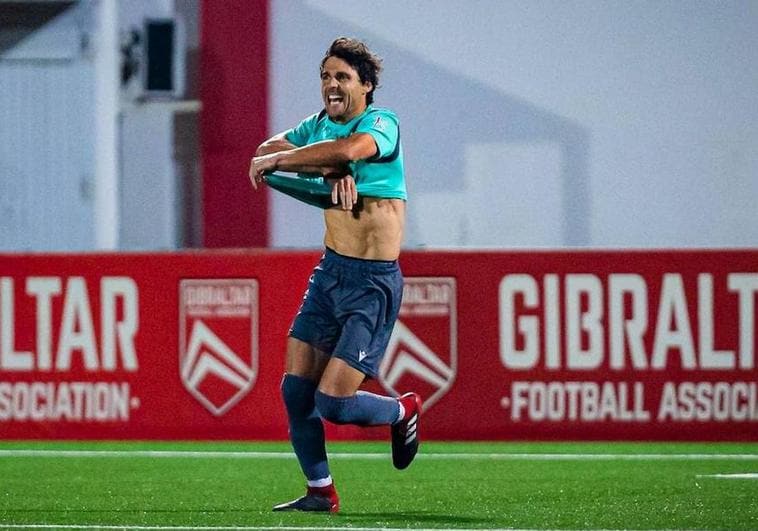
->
[248,37,421,513]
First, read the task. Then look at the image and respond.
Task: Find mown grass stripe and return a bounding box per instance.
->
[0,449,757,460]
[0,526,518,531]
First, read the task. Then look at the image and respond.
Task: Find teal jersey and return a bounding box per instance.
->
[284,105,406,200]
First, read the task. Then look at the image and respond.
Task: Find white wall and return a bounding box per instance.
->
[0,0,192,251]
[270,0,758,249]
[0,2,95,251]
[117,0,180,250]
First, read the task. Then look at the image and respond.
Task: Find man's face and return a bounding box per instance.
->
[320,56,372,123]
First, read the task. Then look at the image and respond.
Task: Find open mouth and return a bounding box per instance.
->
[326,93,345,108]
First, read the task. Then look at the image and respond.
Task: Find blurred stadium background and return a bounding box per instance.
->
[1,0,757,251]
[1,1,757,529]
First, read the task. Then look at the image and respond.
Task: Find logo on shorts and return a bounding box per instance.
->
[379,277,457,412]
[179,279,259,416]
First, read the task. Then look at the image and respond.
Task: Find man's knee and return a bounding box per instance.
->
[285,338,330,380]
[314,390,353,425]
[281,373,317,419]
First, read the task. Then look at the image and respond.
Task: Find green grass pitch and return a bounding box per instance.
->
[0,440,757,530]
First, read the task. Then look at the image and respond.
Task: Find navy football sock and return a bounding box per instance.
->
[281,374,330,481]
[315,390,401,426]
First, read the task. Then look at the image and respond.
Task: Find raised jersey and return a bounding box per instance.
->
[284,105,406,200]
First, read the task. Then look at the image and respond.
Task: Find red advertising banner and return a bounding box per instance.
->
[0,249,756,441]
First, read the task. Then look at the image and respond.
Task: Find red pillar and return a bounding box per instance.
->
[200,0,269,247]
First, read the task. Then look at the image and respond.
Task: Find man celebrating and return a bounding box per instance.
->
[249,37,421,513]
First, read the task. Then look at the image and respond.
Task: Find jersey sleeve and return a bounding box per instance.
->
[284,112,320,147]
[353,109,399,159]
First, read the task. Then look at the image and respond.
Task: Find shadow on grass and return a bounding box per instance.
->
[3,508,496,527]
[337,510,492,525]
[1,509,261,514]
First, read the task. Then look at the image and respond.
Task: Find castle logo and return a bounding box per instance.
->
[379,277,457,411]
[179,279,259,416]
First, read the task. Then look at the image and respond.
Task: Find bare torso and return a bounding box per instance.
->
[323,197,405,260]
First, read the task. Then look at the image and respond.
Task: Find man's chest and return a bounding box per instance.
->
[311,124,351,142]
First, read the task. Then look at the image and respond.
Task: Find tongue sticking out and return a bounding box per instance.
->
[327,94,344,111]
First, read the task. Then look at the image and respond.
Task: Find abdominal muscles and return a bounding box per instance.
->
[324,198,405,260]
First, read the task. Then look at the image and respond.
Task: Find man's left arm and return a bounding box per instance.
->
[255,132,297,157]
[254,132,331,175]
[250,133,376,210]
[251,133,377,175]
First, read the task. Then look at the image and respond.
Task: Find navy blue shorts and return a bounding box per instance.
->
[289,247,403,378]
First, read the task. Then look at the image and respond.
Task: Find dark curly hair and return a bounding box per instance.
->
[321,37,383,105]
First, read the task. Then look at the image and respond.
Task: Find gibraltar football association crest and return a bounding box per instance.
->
[179,279,259,416]
[379,277,457,411]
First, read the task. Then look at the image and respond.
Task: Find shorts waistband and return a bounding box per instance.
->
[323,247,398,272]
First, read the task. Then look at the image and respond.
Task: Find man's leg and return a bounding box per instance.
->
[274,337,339,513]
[316,357,422,470]
[315,357,401,425]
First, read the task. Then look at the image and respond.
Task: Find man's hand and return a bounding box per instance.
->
[326,174,358,211]
[249,153,279,189]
